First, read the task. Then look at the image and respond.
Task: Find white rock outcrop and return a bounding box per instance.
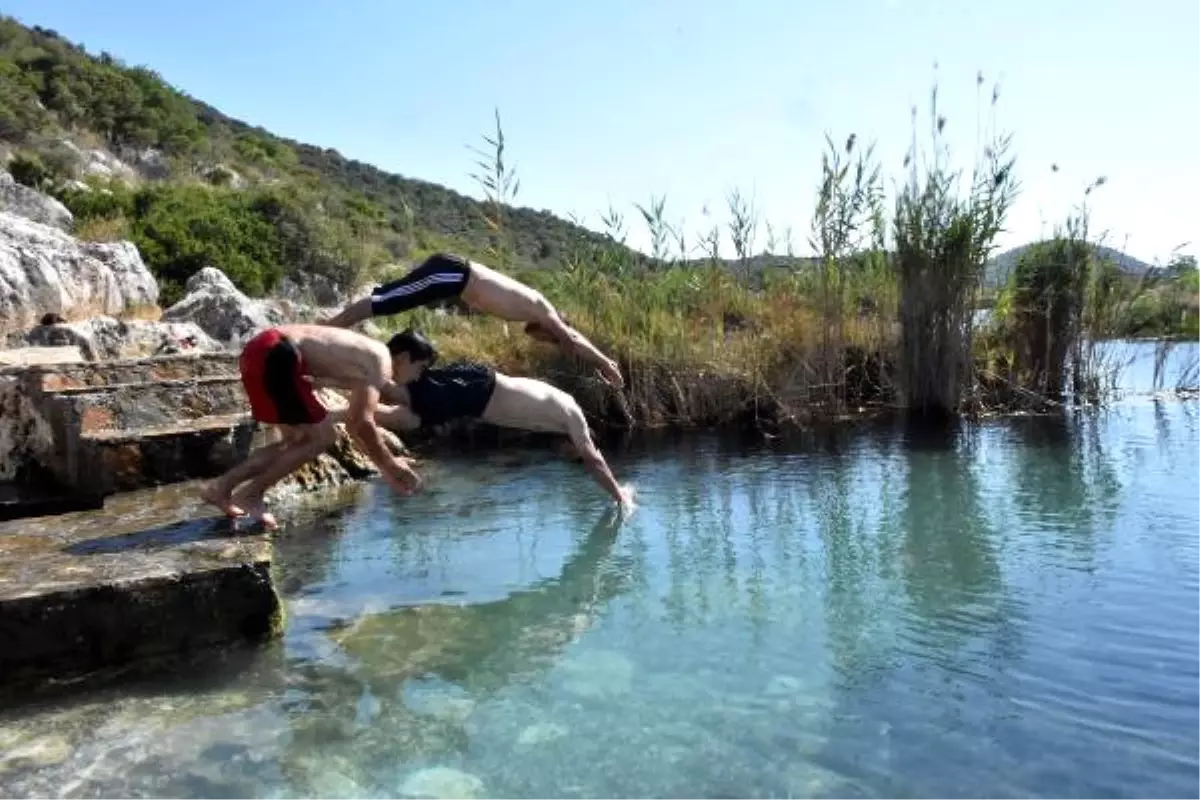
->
[24,316,221,361]
[0,171,74,231]
[161,267,282,344]
[0,211,159,334]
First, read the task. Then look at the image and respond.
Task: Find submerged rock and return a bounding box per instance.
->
[0,211,159,334]
[516,721,568,746]
[0,734,72,773]
[398,766,485,799]
[558,649,636,699]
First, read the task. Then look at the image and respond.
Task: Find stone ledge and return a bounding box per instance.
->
[0,487,282,692]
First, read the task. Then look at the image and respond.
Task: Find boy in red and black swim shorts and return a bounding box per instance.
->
[239,328,327,426]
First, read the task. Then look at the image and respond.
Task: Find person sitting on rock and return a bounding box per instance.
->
[320,252,624,389]
[201,324,433,528]
[333,351,635,511]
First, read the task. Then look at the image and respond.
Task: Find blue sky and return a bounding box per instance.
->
[7,0,1198,263]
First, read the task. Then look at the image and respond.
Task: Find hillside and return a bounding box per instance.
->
[0,15,634,300]
[984,242,1155,288]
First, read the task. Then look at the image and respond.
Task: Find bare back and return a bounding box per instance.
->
[482,374,577,434]
[277,324,392,388]
[461,261,549,322]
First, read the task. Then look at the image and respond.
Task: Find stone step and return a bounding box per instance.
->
[75,413,262,498]
[0,482,100,522]
[24,352,241,396]
[47,375,249,436]
[0,483,280,691]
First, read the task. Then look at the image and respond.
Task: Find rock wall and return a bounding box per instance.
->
[0,212,159,334]
[0,373,55,482]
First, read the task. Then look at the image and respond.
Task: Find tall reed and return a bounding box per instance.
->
[894,77,1017,419]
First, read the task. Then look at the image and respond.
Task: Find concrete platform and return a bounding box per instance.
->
[0,484,282,691]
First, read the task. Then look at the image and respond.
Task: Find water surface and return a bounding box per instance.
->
[0,348,1197,799]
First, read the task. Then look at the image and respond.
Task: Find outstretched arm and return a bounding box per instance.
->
[320,297,374,329]
[539,310,624,389]
[346,383,421,495]
[563,403,631,507]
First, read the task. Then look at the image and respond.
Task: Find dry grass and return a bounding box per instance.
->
[117,303,163,322]
[376,264,899,430]
[74,214,131,243]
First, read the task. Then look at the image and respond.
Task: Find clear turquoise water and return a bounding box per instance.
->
[1,343,1197,799]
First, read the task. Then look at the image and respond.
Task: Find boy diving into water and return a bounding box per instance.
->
[343,331,635,510]
[200,324,435,528]
[321,252,624,389]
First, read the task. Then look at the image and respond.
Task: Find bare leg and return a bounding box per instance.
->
[201,438,291,517]
[232,423,338,530]
[321,297,373,329]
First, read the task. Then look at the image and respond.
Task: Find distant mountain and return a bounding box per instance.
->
[984,242,1156,288]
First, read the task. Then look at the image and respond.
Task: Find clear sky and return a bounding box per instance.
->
[6,0,1198,263]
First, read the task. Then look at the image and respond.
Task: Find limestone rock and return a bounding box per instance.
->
[25,316,222,361]
[119,146,171,180]
[0,170,73,231]
[398,766,484,799]
[276,273,347,308]
[0,211,159,334]
[162,267,282,345]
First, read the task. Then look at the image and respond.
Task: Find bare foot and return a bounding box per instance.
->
[200,483,245,518]
[231,488,278,531]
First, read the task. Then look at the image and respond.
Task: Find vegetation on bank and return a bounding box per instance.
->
[1,15,1196,427]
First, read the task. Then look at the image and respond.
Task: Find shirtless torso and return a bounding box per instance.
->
[377,362,633,507]
[203,323,419,529]
[323,253,624,388]
[275,323,392,388]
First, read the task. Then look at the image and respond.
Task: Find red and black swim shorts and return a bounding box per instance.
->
[239,328,327,426]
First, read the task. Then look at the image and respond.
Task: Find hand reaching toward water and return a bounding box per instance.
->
[383,455,423,496]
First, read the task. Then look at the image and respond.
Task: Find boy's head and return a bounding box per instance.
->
[386,328,437,383]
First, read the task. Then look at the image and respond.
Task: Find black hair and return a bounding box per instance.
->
[386,328,438,365]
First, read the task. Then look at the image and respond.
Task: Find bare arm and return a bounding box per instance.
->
[320,297,374,329]
[563,404,628,505]
[375,402,422,432]
[346,383,421,494]
[541,310,624,388]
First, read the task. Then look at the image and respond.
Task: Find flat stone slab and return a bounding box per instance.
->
[0,346,84,367]
[0,483,281,692]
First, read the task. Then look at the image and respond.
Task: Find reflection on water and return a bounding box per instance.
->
[1,371,1197,798]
